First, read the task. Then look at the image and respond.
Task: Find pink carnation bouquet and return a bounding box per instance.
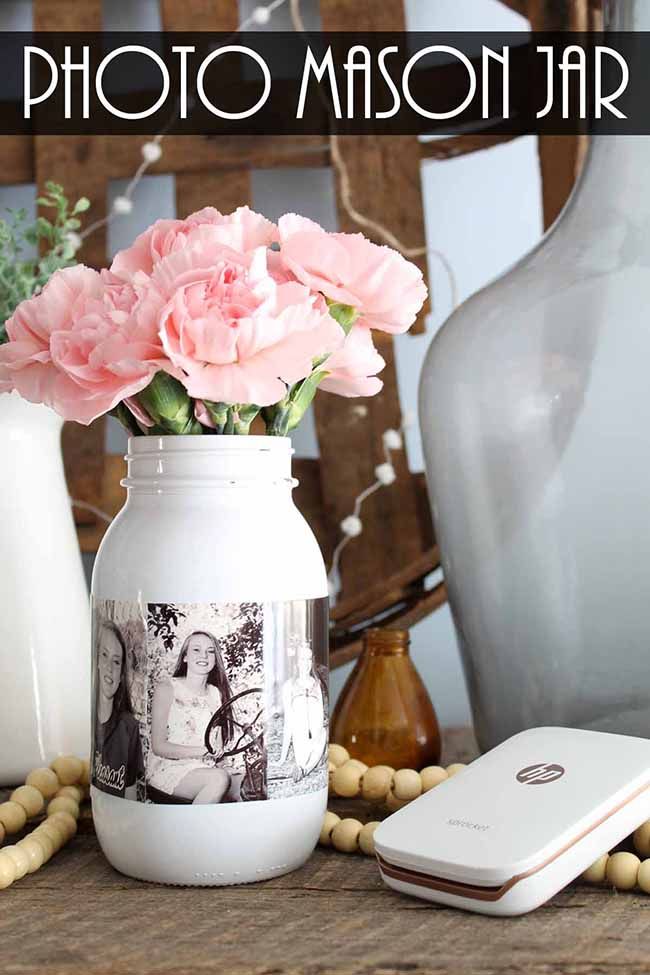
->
[0,206,427,436]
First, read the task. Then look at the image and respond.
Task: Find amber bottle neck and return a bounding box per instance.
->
[363,629,410,657]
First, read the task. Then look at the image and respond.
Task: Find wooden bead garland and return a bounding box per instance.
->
[0,755,86,889]
[321,743,650,886]
[321,743,466,857]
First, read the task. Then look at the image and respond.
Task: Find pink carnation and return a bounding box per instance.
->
[147,233,344,406]
[111,205,278,281]
[319,324,385,397]
[278,214,427,334]
[0,265,164,424]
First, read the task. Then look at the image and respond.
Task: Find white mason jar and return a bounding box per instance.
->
[0,391,90,785]
[91,435,329,886]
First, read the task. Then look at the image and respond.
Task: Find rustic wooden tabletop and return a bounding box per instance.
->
[2,729,650,975]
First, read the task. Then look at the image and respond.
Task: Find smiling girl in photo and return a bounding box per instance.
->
[147,630,241,804]
[94,620,144,800]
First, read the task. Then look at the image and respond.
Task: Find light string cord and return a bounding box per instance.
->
[327,418,413,599]
[79,0,293,244]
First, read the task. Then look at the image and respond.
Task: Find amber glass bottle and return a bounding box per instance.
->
[330,628,441,769]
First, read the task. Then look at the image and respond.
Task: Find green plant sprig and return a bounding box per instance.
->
[0,181,90,343]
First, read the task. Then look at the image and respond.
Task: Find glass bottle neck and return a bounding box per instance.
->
[564,0,650,214]
[363,629,410,657]
[565,136,650,222]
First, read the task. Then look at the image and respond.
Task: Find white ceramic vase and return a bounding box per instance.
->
[91,435,329,886]
[0,391,90,785]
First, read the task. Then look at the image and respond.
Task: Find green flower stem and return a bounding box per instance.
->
[138,372,202,435]
[204,401,229,433]
[232,404,260,435]
[263,396,292,437]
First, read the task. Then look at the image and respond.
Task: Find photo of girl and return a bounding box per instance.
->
[147,630,243,804]
[93,620,144,800]
[279,638,327,781]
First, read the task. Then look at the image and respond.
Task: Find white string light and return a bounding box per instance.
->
[327,417,414,600]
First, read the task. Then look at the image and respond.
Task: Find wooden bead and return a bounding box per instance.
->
[18,837,45,873]
[49,811,77,839]
[328,744,350,768]
[634,821,650,858]
[359,822,380,856]
[361,766,394,802]
[38,821,65,853]
[331,818,362,853]
[10,785,45,818]
[446,763,467,778]
[50,755,83,786]
[420,766,449,792]
[80,759,91,787]
[31,829,55,862]
[582,853,609,884]
[331,762,363,798]
[319,811,341,847]
[26,767,59,800]
[0,801,27,834]
[393,769,422,802]
[0,851,17,889]
[346,759,368,773]
[56,785,83,803]
[385,791,409,813]
[637,859,650,894]
[47,796,80,819]
[606,851,640,890]
[3,845,30,881]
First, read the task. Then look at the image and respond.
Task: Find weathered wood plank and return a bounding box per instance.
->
[0,136,331,187]
[160,0,239,29]
[0,136,34,186]
[420,133,518,161]
[175,168,251,218]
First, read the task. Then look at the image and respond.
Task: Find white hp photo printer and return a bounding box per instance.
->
[374,727,650,915]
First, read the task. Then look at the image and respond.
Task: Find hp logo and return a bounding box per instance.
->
[516,763,565,785]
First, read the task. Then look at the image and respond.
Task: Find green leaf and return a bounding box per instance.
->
[232,404,260,435]
[138,372,202,435]
[0,179,91,343]
[202,400,229,433]
[73,197,90,214]
[326,300,358,335]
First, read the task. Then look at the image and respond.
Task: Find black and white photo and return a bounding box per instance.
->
[92,607,144,799]
[145,602,266,804]
[92,596,328,805]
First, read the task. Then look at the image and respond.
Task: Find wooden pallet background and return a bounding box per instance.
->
[3,0,598,666]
